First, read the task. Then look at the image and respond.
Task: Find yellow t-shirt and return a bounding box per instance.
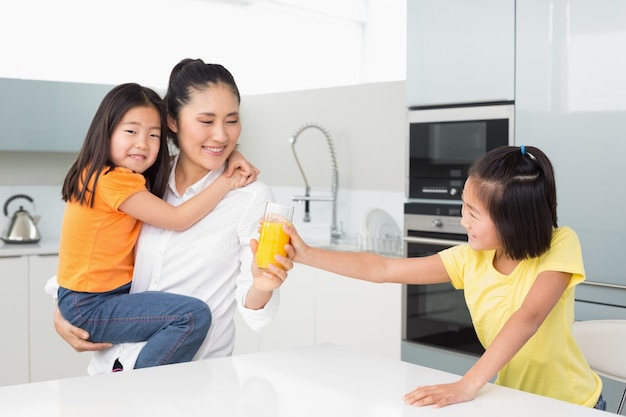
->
[439,227,602,407]
[57,167,147,293]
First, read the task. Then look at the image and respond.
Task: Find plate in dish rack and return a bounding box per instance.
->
[361,208,401,255]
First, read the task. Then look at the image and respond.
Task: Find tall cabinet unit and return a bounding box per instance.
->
[406,0,515,107]
[516,1,626,311]
[516,4,626,411]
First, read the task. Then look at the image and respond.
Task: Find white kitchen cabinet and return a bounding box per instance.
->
[0,250,92,387]
[256,263,317,352]
[28,254,92,382]
[0,78,113,152]
[314,268,401,359]
[234,263,401,360]
[233,263,317,355]
[406,0,515,107]
[0,255,30,387]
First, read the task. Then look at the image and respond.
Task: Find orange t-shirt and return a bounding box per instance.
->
[57,167,147,292]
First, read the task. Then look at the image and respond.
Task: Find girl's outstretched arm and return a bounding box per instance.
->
[284,223,450,285]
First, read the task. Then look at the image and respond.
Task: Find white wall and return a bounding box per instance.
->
[239,81,406,191]
[0,0,405,95]
[239,80,407,245]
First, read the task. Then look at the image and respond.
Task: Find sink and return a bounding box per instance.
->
[303,236,360,252]
[313,242,360,252]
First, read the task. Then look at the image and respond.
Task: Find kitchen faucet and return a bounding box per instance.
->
[289,123,343,245]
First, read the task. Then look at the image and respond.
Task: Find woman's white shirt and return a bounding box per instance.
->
[87,158,279,373]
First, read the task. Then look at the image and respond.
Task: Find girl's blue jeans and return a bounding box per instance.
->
[58,283,211,369]
[594,393,607,411]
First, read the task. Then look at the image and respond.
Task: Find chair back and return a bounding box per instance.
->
[572,319,626,383]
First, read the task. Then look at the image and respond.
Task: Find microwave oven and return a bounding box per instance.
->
[406,103,515,201]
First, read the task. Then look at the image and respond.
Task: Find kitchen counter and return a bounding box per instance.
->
[0,344,609,416]
[0,238,59,256]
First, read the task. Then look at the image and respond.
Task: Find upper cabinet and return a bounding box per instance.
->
[516,0,626,288]
[406,0,515,108]
[0,78,114,152]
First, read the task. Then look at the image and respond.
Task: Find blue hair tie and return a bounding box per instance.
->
[520,145,537,161]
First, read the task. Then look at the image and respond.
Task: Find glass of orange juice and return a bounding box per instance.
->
[256,202,294,271]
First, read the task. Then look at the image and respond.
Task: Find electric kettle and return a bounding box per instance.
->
[1,194,41,244]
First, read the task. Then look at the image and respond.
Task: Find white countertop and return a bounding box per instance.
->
[0,344,609,416]
[0,238,59,256]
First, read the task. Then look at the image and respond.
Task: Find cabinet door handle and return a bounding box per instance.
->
[579,281,626,290]
[403,236,465,247]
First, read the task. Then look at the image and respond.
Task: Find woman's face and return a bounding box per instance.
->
[169,83,241,176]
[460,178,502,254]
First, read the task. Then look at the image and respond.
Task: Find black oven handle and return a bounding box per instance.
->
[403,236,465,247]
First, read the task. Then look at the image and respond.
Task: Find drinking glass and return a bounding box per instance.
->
[256,202,294,270]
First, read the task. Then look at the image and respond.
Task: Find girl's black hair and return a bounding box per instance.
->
[164,58,240,149]
[62,83,170,206]
[468,145,558,260]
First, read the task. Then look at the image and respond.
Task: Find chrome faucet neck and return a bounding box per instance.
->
[289,123,343,244]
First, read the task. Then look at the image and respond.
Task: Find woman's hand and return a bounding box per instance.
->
[402,378,480,409]
[54,307,112,352]
[243,235,294,310]
[249,237,294,293]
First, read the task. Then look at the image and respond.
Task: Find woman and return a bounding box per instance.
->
[52,58,293,372]
[56,82,257,370]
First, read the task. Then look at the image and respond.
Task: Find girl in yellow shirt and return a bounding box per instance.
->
[284,145,604,410]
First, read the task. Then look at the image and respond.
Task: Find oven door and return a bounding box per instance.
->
[403,232,484,356]
[407,103,514,200]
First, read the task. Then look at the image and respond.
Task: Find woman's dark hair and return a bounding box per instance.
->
[164,58,240,149]
[467,145,558,260]
[61,83,169,206]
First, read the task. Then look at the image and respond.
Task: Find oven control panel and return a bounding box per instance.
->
[407,179,465,200]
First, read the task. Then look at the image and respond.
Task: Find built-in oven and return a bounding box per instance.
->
[407,102,514,201]
[402,202,484,356]
[402,103,513,357]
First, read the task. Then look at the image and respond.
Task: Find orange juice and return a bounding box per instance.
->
[256,221,290,270]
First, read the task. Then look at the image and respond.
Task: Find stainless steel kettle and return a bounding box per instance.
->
[1,194,41,244]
